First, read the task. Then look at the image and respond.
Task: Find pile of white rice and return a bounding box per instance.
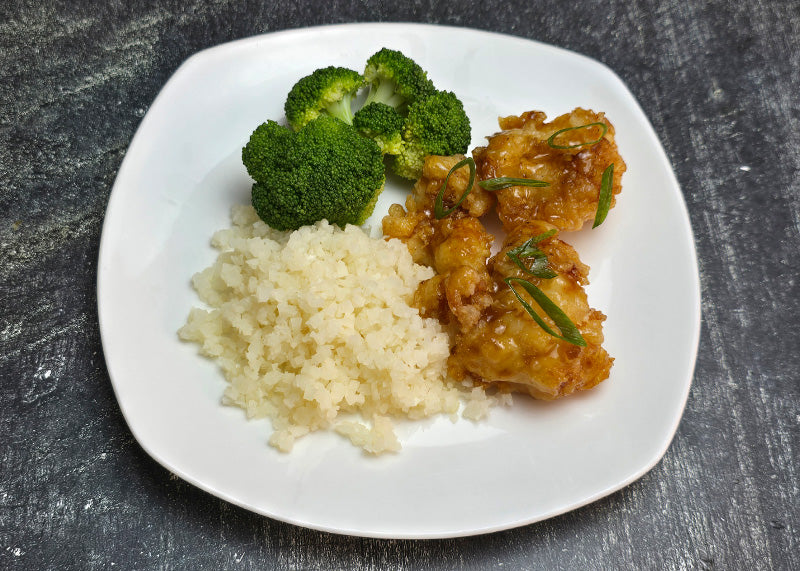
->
[179,205,503,454]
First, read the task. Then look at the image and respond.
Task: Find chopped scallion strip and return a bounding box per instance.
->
[478,177,549,191]
[592,164,614,228]
[434,157,476,219]
[506,229,558,279]
[504,277,587,346]
[546,122,608,149]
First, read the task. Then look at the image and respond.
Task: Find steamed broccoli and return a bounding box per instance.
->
[242,115,385,231]
[248,49,472,229]
[284,66,365,130]
[352,102,405,155]
[391,90,472,180]
[362,48,436,110]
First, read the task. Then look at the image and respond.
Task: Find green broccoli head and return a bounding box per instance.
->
[391,90,472,180]
[363,48,436,110]
[352,102,405,155]
[284,66,365,130]
[242,115,385,231]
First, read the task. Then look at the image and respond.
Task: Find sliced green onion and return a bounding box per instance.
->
[504,277,587,346]
[478,177,550,191]
[434,157,476,219]
[506,229,558,279]
[546,122,608,149]
[592,164,614,228]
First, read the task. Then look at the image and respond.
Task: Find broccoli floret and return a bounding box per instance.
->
[363,48,436,110]
[242,115,385,231]
[284,66,365,130]
[391,90,472,180]
[352,102,405,155]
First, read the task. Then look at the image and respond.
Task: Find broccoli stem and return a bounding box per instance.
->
[326,95,355,124]
[365,80,404,109]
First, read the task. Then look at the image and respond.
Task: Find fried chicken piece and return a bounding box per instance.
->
[381,154,495,266]
[428,216,494,330]
[410,154,494,217]
[383,155,495,331]
[386,152,614,400]
[383,199,436,266]
[449,221,613,399]
[473,108,626,232]
[386,212,494,331]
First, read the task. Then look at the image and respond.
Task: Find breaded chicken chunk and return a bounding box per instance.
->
[449,222,613,399]
[473,108,626,232]
[383,155,495,331]
[383,154,491,267]
[408,153,494,218]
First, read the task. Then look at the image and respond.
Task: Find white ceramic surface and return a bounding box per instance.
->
[97,23,701,538]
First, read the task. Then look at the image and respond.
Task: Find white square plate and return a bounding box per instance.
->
[97,23,701,538]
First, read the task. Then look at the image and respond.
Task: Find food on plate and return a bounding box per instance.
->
[179,205,505,454]
[473,108,626,232]
[353,102,405,155]
[382,154,495,266]
[383,155,496,331]
[243,48,472,234]
[384,108,622,399]
[390,90,472,181]
[359,48,471,180]
[242,115,384,231]
[186,41,625,451]
[449,222,613,399]
[362,47,436,109]
[284,66,365,129]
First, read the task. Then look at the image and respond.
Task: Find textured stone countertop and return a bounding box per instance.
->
[1,1,798,569]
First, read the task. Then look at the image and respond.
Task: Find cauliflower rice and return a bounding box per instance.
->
[179,205,502,454]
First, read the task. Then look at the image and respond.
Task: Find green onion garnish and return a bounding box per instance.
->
[434,161,553,219]
[504,277,587,346]
[546,122,608,149]
[506,229,558,279]
[592,164,614,228]
[434,157,476,219]
[478,177,550,191]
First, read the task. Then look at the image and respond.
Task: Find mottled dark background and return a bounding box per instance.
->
[1,1,798,569]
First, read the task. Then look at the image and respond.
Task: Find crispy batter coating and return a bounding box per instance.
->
[410,154,494,218]
[381,154,495,266]
[383,155,494,331]
[473,108,626,232]
[384,207,494,331]
[449,222,613,399]
[429,217,494,330]
[383,199,436,266]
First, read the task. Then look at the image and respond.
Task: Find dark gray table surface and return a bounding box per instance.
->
[2,1,798,569]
